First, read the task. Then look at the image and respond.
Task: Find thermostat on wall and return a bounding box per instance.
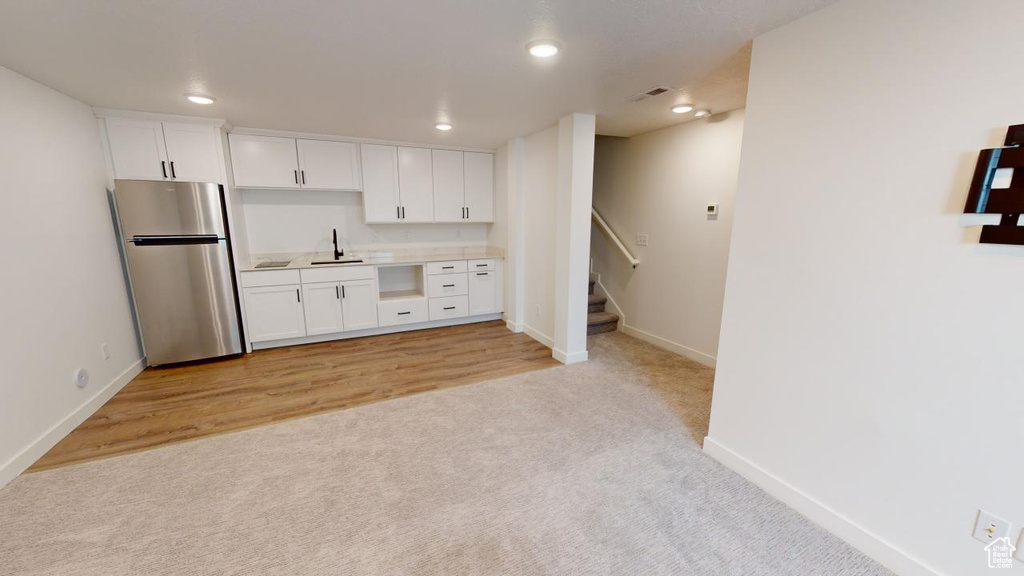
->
[706,203,720,216]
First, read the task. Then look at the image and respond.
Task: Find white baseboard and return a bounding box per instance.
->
[252,314,502,350]
[553,348,588,364]
[0,358,145,489]
[702,437,944,576]
[620,324,716,367]
[506,320,524,333]
[523,324,553,349]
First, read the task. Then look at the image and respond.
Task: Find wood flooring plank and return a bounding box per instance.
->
[28,321,557,472]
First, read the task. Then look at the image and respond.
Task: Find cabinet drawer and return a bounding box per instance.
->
[300,265,375,283]
[427,273,468,297]
[467,259,495,272]
[429,295,469,321]
[426,260,467,275]
[377,298,428,327]
[241,269,301,288]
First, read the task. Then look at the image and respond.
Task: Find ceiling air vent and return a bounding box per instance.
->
[625,86,674,103]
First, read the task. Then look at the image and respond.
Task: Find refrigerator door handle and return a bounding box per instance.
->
[130,235,220,246]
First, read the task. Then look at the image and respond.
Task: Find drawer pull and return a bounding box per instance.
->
[442,266,455,269]
[444,306,456,311]
[476,272,489,276]
[397,311,411,316]
[443,284,455,288]
[476,264,488,267]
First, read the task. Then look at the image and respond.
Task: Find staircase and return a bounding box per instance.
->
[587,277,619,336]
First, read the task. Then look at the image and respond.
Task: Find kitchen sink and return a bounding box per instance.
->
[310,259,364,265]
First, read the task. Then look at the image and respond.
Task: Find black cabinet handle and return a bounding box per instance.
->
[443,306,456,311]
[169,161,176,179]
[397,206,400,219]
[342,285,346,299]
[160,161,167,178]
[301,170,306,185]
[401,206,406,219]
[442,284,455,288]
[398,311,411,316]
[442,266,454,270]
[296,289,301,302]
[466,207,469,219]
[294,170,299,184]
[476,272,489,276]
[476,264,488,267]
[335,286,340,299]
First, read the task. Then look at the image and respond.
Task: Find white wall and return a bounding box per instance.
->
[241,189,488,254]
[521,126,559,345]
[591,110,744,366]
[0,65,141,487]
[707,1,1024,575]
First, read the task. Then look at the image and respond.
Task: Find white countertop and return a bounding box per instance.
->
[241,247,504,272]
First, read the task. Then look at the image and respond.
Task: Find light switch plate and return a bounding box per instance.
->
[973,509,1013,544]
[635,234,649,247]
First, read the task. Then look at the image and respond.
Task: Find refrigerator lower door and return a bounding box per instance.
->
[125,238,241,365]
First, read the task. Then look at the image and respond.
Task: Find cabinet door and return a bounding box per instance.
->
[297,139,361,191]
[340,279,379,331]
[468,270,499,315]
[397,147,434,222]
[431,149,465,222]
[361,144,400,223]
[464,152,494,222]
[302,282,345,336]
[162,123,222,183]
[228,134,300,189]
[105,118,169,181]
[243,285,306,342]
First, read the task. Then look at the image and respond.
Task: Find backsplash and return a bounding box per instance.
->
[241,189,488,254]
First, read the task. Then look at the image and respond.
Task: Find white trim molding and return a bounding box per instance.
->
[703,437,945,576]
[0,358,145,489]
[620,324,716,367]
[523,324,554,349]
[553,348,588,365]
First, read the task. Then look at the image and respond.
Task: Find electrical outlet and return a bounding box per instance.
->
[635,233,649,247]
[101,343,110,360]
[404,231,412,241]
[707,203,720,216]
[973,510,1013,544]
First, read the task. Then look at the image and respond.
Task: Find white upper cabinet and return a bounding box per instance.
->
[362,144,401,223]
[104,118,223,183]
[104,118,171,181]
[161,123,222,183]
[228,134,300,189]
[397,147,434,222]
[432,150,465,223]
[464,152,494,223]
[297,139,361,191]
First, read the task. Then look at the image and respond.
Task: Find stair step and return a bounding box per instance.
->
[587,311,619,335]
[588,293,607,313]
[588,279,596,295]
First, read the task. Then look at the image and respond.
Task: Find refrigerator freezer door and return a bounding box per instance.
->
[124,239,241,365]
[114,180,226,238]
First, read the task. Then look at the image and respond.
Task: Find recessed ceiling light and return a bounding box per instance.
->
[527,40,561,58]
[670,104,694,114]
[435,123,453,131]
[694,109,711,119]
[186,94,216,105]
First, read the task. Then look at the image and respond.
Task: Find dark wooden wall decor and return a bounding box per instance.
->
[964,124,1024,245]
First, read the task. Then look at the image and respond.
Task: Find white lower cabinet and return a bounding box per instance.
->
[302,282,345,336]
[468,269,499,316]
[340,279,379,331]
[243,284,307,342]
[429,295,469,321]
[378,298,429,327]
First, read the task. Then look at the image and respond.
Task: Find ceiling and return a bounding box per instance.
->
[0,0,835,149]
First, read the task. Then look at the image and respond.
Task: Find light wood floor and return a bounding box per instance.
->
[30,321,558,472]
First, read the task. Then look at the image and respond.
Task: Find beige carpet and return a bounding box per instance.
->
[0,333,891,576]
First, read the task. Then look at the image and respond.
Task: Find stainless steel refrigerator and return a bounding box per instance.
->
[114,180,242,366]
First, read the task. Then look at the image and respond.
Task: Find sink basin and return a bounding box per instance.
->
[310,259,363,265]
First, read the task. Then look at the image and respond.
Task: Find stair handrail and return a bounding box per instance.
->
[591,207,639,269]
